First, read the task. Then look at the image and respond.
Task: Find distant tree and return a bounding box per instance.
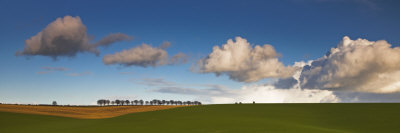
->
[97,100,103,106]
[52,101,57,106]
[125,100,130,105]
[152,99,157,105]
[133,100,139,105]
[111,101,115,105]
[106,100,110,106]
[145,101,149,105]
[97,100,102,106]
[115,100,121,105]
[253,101,255,104]
[139,100,144,105]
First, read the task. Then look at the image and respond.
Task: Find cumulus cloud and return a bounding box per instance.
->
[103,43,187,67]
[16,16,132,59]
[103,43,168,67]
[300,36,400,93]
[196,37,298,82]
[273,77,298,89]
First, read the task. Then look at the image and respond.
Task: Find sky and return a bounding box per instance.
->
[1,0,400,105]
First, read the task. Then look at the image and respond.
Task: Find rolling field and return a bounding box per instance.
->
[1,103,400,133]
[0,104,181,119]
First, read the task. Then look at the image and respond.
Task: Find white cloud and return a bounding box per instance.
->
[16,16,132,59]
[300,36,400,93]
[153,84,339,104]
[103,43,168,67]
[196,37,298,82]
[210,85,339,104]
[150,72,338,104]
[103,43,187,67]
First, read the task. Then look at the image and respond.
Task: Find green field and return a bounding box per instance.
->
[1,103,400,133]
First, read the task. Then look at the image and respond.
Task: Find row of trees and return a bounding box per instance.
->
[97,99,201,106]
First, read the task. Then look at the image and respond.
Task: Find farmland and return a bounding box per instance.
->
[0,104,181,119]
[1,103,400,133]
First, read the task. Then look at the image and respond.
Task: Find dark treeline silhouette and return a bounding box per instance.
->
[97,99,201,106]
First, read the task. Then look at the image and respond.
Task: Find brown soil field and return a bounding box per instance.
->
[0,104,183,119]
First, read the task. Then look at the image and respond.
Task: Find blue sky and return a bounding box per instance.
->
[1,0,400,105]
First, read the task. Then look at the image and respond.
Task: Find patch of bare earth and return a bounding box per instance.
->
[0,104,183,119]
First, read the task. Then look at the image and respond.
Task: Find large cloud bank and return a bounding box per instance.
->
[151,62,339,104]
[103,42,187,67]
[209,85,339,104]
[196,37,298,82]
[16,16,132,59]
[300,36,400,93]
[152,83,339,104]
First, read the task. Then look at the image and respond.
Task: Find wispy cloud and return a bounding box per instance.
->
[36,66,69,75]
[36,71,52,75]
[136,78,177,86]
[41,66,69,71]
[66,71,92,77]
[119,72,134,75]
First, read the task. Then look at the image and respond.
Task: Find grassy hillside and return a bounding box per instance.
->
[1,103,400,133]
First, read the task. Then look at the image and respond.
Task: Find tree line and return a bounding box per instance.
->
[97,99,201,106]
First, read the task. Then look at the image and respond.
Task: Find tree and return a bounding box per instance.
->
[106,100,110,105]
[125,100,130,105]
[115,100,121,105]
[139,100,144,105]
[133,100,139,105]
[52,101,57,106]
[97,100,102,106]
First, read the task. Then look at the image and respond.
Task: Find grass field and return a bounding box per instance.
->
[1,103,400,133]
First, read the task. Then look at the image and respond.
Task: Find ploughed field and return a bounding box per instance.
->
[0,104,181,119]
[1,103,400,133]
